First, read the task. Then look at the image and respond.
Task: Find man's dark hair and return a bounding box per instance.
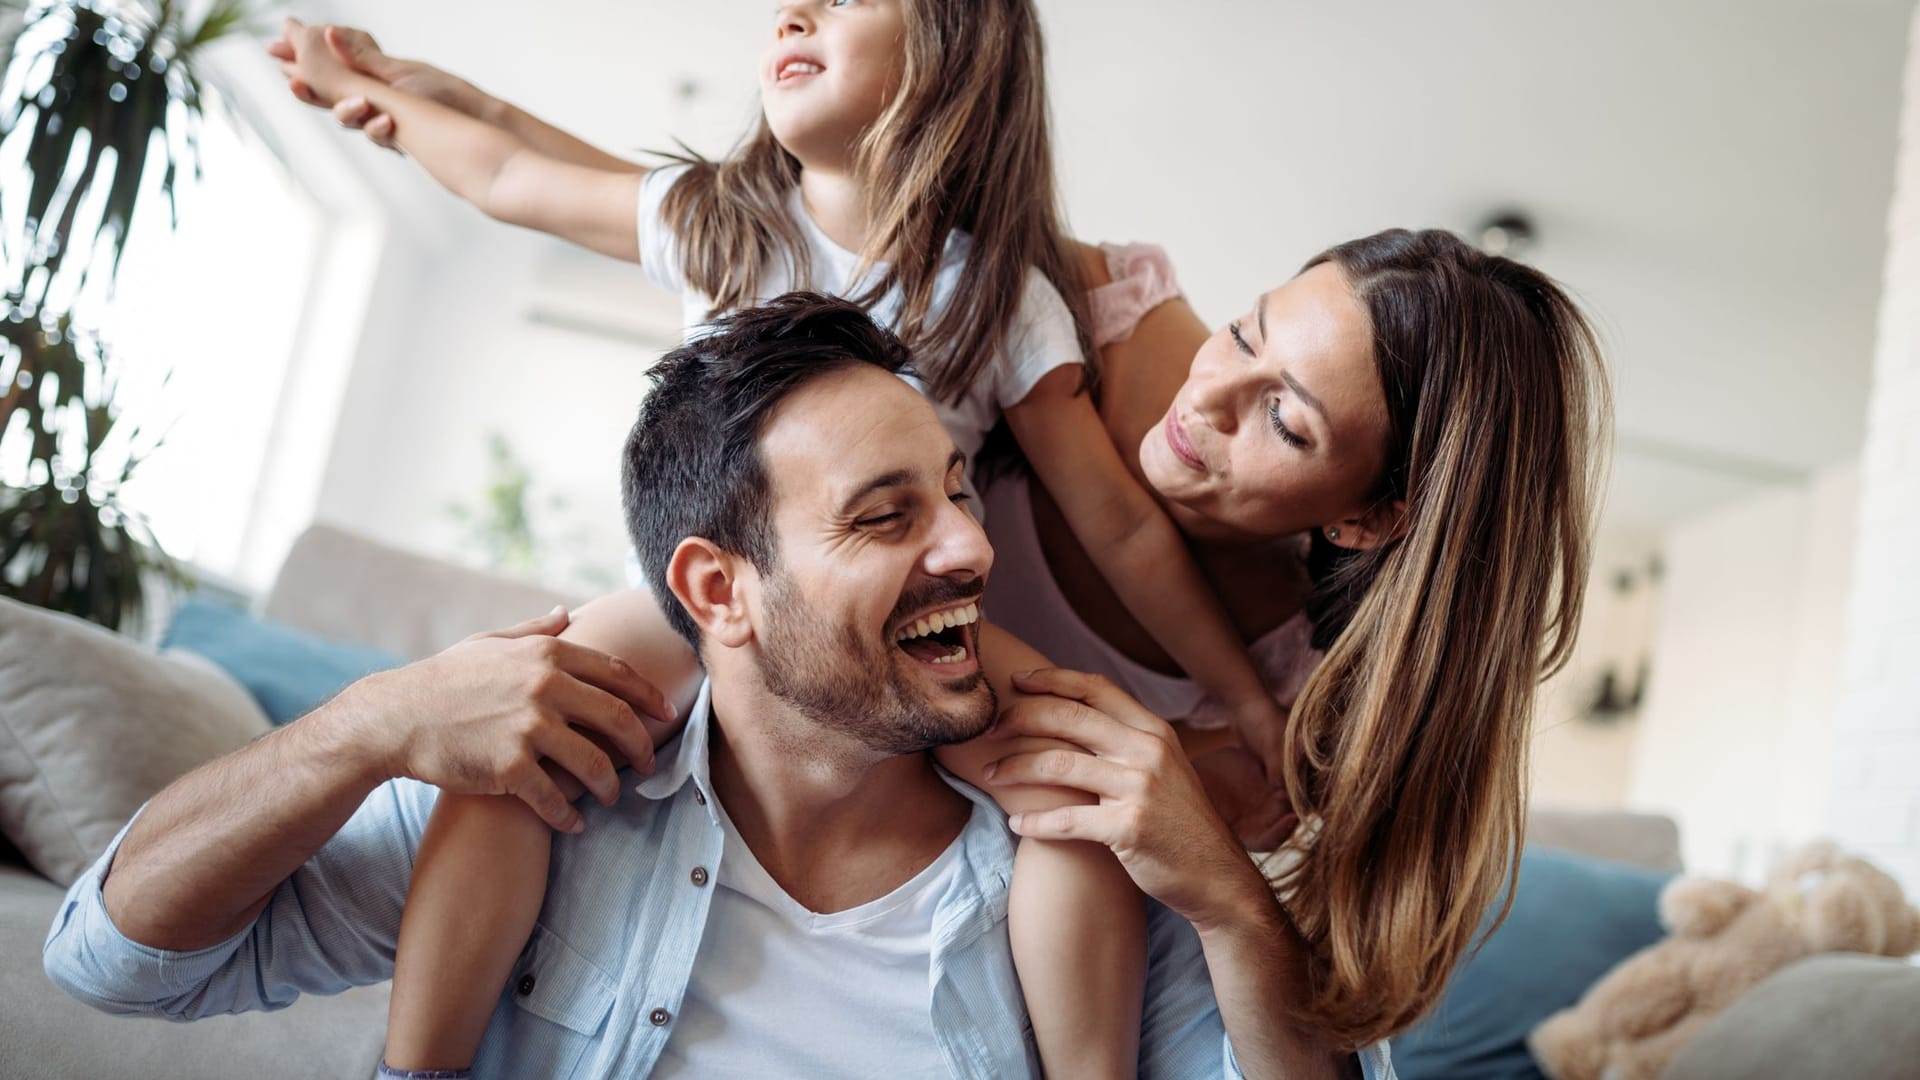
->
[623,292,915,650]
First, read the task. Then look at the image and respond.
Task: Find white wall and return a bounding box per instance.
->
[1626,462,1860,878]
[1829,4,1920,896]
[313,227,662,595]
[1530,535,1661,810]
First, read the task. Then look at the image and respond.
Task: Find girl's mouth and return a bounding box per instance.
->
[775,57,826,83]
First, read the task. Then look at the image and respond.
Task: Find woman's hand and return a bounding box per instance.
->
[983,668,1278,933]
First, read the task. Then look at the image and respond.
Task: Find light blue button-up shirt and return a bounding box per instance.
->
[46,681,1392,1079]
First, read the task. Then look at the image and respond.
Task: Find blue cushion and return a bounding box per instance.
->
[1392,848,1674,1080]
[161,599,403,726]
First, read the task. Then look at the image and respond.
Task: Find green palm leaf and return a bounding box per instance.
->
[3,0,265,307]
[0,0,251,629]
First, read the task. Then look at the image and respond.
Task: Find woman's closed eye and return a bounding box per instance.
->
[1229,320,1255,357]
[1268,401,1309,450]
[1234,320,1310,449]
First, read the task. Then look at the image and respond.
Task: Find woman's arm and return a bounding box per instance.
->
[1005,374,1286,744]
[276,19,646,260]
[985,667,1344,1080]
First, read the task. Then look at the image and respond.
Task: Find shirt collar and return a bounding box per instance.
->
[632,678,1015,874]
[633,678,721,825]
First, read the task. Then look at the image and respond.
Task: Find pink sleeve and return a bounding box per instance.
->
[1087,242,1184,349]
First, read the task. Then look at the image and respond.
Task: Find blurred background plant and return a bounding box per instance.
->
[0,311,178,627]
[1,0,261,629]
[445,431,617,594]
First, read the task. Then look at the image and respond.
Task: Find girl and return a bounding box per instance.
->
[273,3,1287,1075]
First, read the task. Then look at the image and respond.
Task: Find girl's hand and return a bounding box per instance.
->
[984,668,1277,933]
[268,18,365,115]
[267,20,481,149]
[1226,692,1294,785]
[1190,744,1299,851]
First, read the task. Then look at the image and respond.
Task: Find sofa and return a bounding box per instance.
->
[1,526,577,1080]
[3,524,1916,1079]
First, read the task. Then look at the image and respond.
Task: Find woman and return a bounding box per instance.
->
[977,230,1609,1046]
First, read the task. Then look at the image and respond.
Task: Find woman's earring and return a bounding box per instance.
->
[1328,527,1342,542]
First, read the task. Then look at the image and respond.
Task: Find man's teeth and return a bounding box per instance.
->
[894,601,981,643]
[929,647,970,664]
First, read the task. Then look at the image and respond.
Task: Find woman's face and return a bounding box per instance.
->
[1140,263,1394,542]
[761,0,907,166]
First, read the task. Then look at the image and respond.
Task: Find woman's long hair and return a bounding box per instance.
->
[1277,229,1611,1047]
[655,0,1093,404]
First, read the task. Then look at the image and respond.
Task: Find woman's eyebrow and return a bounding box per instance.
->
[1285,372,1330,423]
[1256,293,1330,423]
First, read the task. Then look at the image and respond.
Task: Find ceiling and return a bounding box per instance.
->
[312,0,1915,546]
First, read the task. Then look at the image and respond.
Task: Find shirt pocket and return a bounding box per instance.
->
[501,923,617,1077]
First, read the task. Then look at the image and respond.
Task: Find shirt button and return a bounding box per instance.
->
[649,1007,673,1027]
[517,974,536,996]
[693,788,707,806]
[690,866,710,887]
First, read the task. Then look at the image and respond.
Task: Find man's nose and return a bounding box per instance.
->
[924,493,994,583]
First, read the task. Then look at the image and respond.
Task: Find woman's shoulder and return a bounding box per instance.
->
[1085,243,1183,349]
[992,240,1187,355]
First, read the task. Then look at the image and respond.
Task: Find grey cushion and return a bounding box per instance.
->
[265,523,582,660]
[1527,807,1684,873]
[0,599,270,884]
[1661,953,1920,1080]
[2,862,388,1079]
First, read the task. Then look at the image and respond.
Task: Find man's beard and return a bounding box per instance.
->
[759,573,996,756]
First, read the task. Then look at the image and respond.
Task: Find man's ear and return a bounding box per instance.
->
[665,537,755,649]
[1325,498,1409,552]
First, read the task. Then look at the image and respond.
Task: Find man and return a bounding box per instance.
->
[45,295,1384,1078]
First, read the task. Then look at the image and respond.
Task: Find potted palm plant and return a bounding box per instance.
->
[1,0,258,630]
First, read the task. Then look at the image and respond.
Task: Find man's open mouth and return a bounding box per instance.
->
[893,601,980,667]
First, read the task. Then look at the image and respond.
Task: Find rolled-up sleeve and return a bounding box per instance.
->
[43,778,438,1020]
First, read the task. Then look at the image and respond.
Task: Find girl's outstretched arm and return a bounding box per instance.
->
[276,19,646,261]
[383,590,702,1073]
[1005,371,1286,753]
[936,623,1147,1080]
[267,23,648,175]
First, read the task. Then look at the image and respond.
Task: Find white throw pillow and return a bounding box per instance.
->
[0,598,270,884]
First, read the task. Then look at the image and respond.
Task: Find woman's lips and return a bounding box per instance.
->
[1164,407,1206,473]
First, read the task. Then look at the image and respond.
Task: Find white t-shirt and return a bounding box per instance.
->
[634,164,1083,486]
[651,797,963,1079]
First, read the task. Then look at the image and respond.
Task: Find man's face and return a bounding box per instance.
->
[750,365,996,754]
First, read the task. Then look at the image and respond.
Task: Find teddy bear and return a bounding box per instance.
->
[1527,841,1920,1080]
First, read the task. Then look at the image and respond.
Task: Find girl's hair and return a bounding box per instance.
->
[1278,228,1611,1047]
[656,0,1093,404]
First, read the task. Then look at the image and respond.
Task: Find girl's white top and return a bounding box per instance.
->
[635,164,1083,492]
